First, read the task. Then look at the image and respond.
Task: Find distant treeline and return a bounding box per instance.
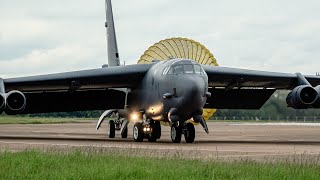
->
[215,91,320,120]
[3,91,320,119]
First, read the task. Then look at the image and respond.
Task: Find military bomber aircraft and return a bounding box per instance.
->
[1,0,320,143]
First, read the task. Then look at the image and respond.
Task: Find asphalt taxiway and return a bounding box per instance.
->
[1,121,320,161]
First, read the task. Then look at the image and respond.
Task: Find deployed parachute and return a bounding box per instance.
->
[138,38,218,120]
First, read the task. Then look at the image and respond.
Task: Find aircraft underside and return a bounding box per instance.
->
[96,108,207,143]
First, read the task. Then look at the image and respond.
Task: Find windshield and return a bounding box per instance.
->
[166,64,203,75]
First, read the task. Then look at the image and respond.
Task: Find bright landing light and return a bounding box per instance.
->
[131,113,138,122]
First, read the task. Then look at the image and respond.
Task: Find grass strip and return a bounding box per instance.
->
[0,116,93,124]
[0,150,319,180]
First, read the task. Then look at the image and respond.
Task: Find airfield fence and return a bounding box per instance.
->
[211,116,320,122]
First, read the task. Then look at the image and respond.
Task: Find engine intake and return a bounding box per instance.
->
[5,90,26,115]
[286,85,318,109]
[0,93,5,114]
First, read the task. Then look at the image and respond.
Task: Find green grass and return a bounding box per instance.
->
[0,150,319,180]
[0,116,93,124]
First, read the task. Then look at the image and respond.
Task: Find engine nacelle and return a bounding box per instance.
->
[286,85,318,109]
[312,85,320,108]
[5,90,26,115]
[0,93,5,114]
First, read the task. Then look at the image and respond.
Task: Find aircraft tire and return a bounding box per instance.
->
[171,124,182,143]
[121,125,128,138]
[133,122,144,142]
[184,123,195,143]
[154,121,161,139]
[148,121,161,142]
[108,120,116,138]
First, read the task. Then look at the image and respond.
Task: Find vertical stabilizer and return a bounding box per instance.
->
[105,0,120,67]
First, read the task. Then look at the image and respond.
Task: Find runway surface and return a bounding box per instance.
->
[1,121,320,161]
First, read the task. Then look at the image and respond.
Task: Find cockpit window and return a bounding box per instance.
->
[165,64,203,75]
[162,67,169,75]
[194,65,203,75]
[167,67,173,74]
[184,65,194,74]
[173,65,184,74]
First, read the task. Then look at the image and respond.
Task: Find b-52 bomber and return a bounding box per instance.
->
[1,0,320,143]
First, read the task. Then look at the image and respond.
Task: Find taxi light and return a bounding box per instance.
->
[131,113,138,122]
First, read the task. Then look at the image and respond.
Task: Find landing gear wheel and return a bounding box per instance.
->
[133,122,144,142]
[121,125,128,139]
[148,121,161,142]
[171,124,182,143]
[184,123,195,143]
[108,120,115,138]
[154,121,161,139]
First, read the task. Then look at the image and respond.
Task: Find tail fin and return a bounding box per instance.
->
[105,0,120,67]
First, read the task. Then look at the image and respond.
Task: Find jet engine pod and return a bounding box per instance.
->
[5,90,26,115]
[138,37,218,120]
[312,85,320,108]
[0,93,5,114]
[286,85,318,109]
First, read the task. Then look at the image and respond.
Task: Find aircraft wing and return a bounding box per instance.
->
[202,65,320,109]
[2,64,152,114]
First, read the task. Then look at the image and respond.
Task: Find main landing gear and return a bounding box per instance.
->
[171,123,195,143]
[97,110,199,143]
[133,120,161,142]
[106,111,128,139]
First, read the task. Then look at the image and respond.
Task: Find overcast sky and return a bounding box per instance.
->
[0,0,319,78]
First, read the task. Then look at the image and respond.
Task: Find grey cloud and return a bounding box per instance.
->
[1,0,320,78]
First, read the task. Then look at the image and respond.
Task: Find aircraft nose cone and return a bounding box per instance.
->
[185,77,205,100]
[177,76,206,114]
